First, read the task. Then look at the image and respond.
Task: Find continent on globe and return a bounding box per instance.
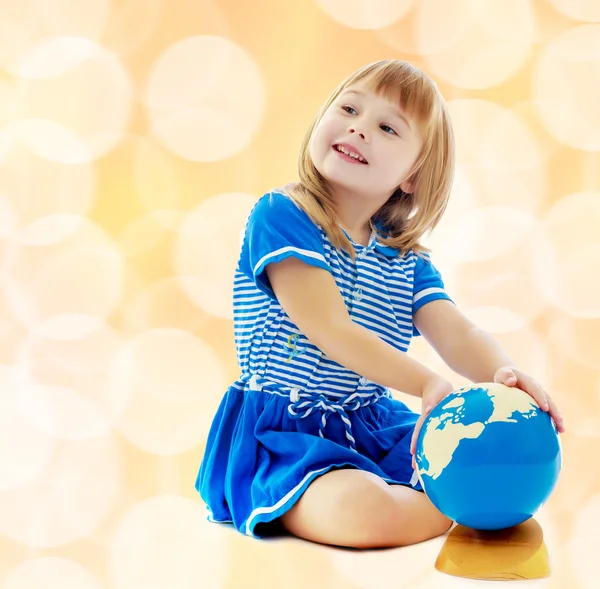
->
[485,386,539,425]
[418,385,544,480]
[419,398,485,480]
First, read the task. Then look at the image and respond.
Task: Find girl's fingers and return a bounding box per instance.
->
[547,396,565,433]
[410,407,432,464]
[536,389,550,411]
[517,371,565,433]
[410,416,423,456]
[517,373,549,411]
[494,366,514,383]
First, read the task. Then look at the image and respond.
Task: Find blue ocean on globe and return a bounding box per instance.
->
[414,383,562,530]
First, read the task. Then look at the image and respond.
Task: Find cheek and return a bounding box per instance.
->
[307,133,320,164]
[309,121,332,160]
[377,148,412,183]
[315,114,339,141]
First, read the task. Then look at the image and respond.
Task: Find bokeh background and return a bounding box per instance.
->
[0,0,599,587]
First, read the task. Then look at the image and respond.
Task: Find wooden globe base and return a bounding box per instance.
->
[435,517,550,581]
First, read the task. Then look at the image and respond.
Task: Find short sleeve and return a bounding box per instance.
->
[239,191,331,299]
[412,253,453,336]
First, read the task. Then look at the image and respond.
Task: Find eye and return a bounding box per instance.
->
[380,124,397,135]
[341,105,357,115]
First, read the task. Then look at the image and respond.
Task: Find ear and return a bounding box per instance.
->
[398,170,417,194]
[399,178,415,194]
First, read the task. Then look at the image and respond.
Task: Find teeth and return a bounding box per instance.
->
[336,145,366,163]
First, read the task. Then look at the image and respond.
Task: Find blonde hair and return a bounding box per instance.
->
[282,60,455,258]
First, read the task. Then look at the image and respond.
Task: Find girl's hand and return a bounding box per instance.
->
[494,366,565,434]
[409,376,455,469]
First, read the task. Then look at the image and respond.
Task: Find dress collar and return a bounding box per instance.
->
[338,224,399,258]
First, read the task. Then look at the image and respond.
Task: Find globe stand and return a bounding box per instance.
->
[435,517,550,581]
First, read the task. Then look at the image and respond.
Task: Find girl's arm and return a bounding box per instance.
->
[266,256,449,398]
[413,299,514,383]
[413,298,565,432]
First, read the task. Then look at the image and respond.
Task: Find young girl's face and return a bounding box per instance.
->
[309,81,423,200]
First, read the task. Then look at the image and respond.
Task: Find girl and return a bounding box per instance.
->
[196,60,565,549]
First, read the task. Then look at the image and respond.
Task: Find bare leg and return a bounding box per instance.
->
[278,469,452,549]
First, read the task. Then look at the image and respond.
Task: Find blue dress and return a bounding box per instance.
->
[195,190,452,537]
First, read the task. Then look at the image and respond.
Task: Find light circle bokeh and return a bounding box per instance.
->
[109,494,230,589]
[447,99,544,212]
[0,432,119,547]
[174,192,258,319]
[122,277,211,333]
[0,139,97,226]
[144,35,266,162]
[315,0,416,30]
[377,0,470,56]
[118,210,183,258]
[13,36,133,164]
[132,137,180,213]
[546,0,600,23]
[420,0,532,89]
[533,24,600,151]
[0,365,55,491]
[14,323,131,440]
[534,192,600,318]
[470,0,540,45]
[0,194,18,240]
[116,388,217,456]
[117,328,224,405]
[101,0,165,56]
[4,557,103,589]
[377,0,546,58]
[445,206,537,264]
[548,316,600,371]
[0,0,111,75]
[114,330,225,455]
[5,215,125,339]
[569,493,600,589]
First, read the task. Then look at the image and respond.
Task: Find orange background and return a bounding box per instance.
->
[0,1,599,588]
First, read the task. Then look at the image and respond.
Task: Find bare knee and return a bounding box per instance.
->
[279,470,408,548]
[326,475,452,548]
[279,470,392,546]
[280,470,452,549]
[354,488,452,548]
[332,473,402,547]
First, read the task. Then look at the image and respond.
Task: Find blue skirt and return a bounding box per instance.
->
[195,378,423,538]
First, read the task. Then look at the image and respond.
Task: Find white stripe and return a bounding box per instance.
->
[311,375,361,387]
[253,247,326,275]
[355,276,411,295]
[413,287,445,304]
[409,469,421,487]
[386,281,412,300]
[233,295,268,305]
[234,316,270,328]
[351,300,410,324]
[341,275,412,298]
[245,466,332,535]
[207,514,233,524]
[205,507,234,524]
[352,313,413,340]
[272,359,317,374]
[233,276,258,287]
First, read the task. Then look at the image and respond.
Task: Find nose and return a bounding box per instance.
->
[348,126,366,141]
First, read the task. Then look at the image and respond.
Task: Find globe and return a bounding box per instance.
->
[414,382,562,531]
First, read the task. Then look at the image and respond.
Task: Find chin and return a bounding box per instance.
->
[327,177,371,197]
[325,161,366,181]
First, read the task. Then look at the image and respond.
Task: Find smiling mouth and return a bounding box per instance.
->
[332,144,368,164]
